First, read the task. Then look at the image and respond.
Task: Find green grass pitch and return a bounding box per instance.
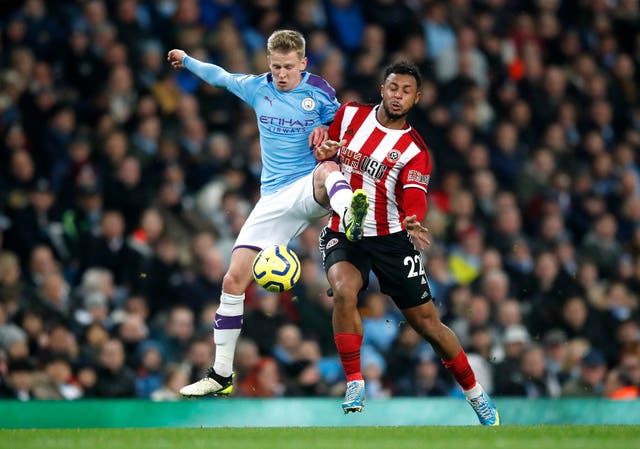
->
[1,426,639,449]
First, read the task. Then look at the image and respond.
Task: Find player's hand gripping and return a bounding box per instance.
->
[167,49,188,69]
[404,215,431,251]
[309,126,329,151]
[314,138,346,161]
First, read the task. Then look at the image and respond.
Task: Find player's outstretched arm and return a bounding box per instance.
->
[167,50,234,89]
[167,49,188,69]
[404,215,431,251]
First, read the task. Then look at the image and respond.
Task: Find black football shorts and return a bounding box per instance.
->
[319,228,432,310]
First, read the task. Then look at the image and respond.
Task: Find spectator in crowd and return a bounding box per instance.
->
[395,352,449,397]
[135,340,164,399]
[154,305,195,364]
[150,363,189,401]
[361,291,400,356]
[562,349,608,397]
[0,251,26,316]
[32,353,82,400]
[242,291,290,357]
[616,350,640,391]
[541,329,571,384]
[79,209,143,289]
[493,324,530,395]
[238,356,285,398]
[94,338,136,398]
[499,344,562,398]
[183,337,214,385]
[0,357,36,400]
[75,362,98,398]
[604,367,639,400]
[232,337,260,386]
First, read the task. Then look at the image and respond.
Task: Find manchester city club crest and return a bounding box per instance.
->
[301,97,316,111]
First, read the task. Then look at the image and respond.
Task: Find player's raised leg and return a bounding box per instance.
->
[313,161,368,241]
[402,301,500,426]
[179,247,256,397]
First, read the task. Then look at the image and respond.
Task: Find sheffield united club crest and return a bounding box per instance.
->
[386,149,401,164]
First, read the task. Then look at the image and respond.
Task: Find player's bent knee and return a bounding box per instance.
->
[322,160,340,170]
[330,280,360,304]
[222,271,249,294]
[315,160,340,181]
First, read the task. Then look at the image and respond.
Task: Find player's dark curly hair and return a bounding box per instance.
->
[383,60,422,89]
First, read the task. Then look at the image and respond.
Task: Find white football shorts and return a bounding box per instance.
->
[234,170,329,251]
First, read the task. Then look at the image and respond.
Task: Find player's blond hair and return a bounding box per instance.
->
[267,30,305,59]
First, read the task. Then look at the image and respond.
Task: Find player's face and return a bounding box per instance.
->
[268,51,307,92]
[380,73,421,121]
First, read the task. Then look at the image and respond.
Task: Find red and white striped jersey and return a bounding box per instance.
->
[327,102,432,236]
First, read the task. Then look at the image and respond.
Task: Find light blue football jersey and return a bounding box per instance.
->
[183,57,340,195]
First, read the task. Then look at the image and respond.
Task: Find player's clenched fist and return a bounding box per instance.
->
[167,49,188,69]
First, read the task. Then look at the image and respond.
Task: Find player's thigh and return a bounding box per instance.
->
[235,176,327,250]
[295,170,330,221]
[369,232,433,309]
[320,228,370,289]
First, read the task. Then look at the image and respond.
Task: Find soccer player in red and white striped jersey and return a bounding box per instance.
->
[324,97,432,237]
[316,61,500,425]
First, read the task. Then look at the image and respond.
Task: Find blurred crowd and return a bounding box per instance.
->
[0,0,639,402]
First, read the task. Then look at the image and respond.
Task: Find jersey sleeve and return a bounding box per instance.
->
[400,149,430,221]
[403,187,428,222]
[183,56,261,104]
[305,74,340,125]
[318,90,340,125]
[400,147,431,194]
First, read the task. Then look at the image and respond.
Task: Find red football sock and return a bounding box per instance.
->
[442,349,477,391]
[334,333,363,382]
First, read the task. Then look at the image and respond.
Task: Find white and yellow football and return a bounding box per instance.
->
[252,244,301,293]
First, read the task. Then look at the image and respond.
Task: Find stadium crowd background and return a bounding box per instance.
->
[0,0,639,402]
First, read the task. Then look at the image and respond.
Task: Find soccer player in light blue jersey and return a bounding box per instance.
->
[167,30,368,397]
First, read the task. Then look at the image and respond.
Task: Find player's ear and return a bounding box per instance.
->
[414,89,421,105]
[300,56,308,71]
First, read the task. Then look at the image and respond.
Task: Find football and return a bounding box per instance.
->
[252,244,301,293]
